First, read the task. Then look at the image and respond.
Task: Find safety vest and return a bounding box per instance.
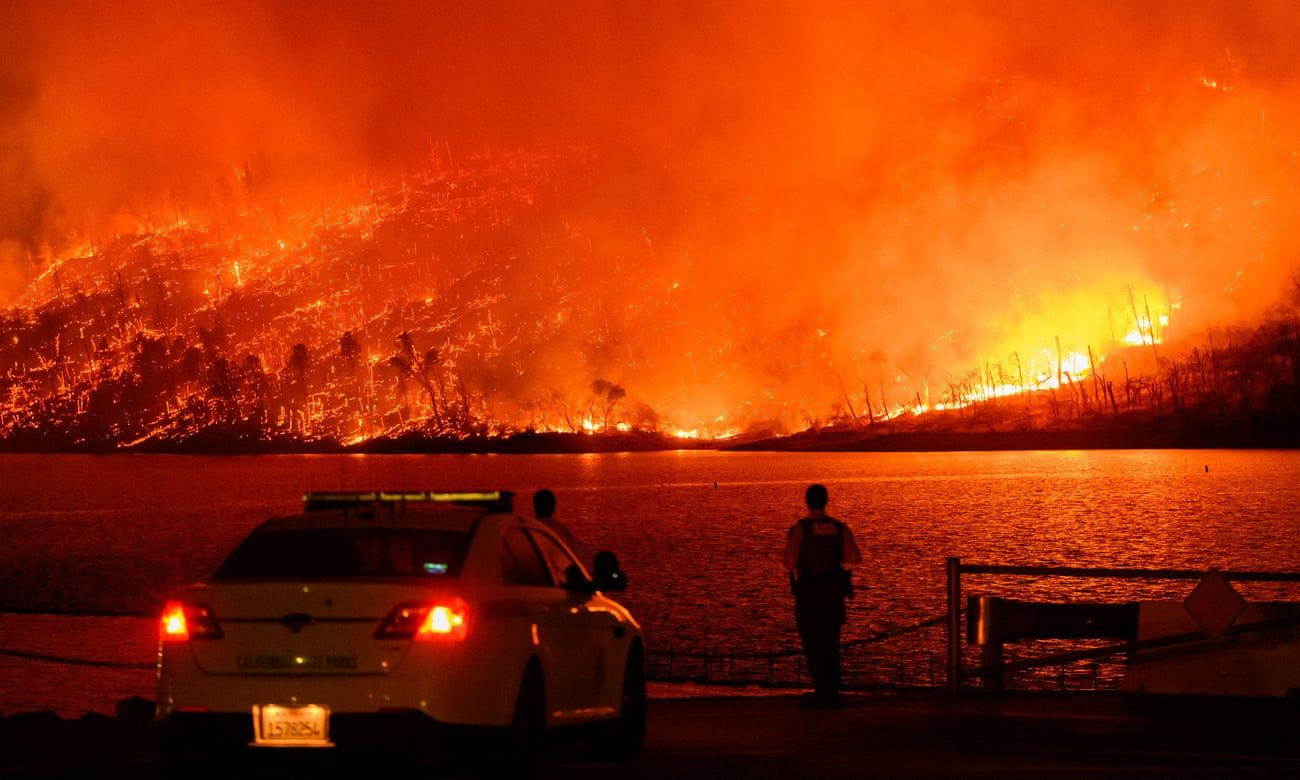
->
[795,516,844,577]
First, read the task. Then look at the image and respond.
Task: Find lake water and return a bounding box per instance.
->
[2,450,1299,714]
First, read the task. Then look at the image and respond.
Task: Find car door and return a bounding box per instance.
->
[528,529,625,716]
[499,526,591,721]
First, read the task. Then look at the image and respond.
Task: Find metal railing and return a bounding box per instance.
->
[945,557,1300,693]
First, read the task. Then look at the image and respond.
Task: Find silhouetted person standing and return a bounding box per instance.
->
[783,483,862,709]
[533,488,574,547]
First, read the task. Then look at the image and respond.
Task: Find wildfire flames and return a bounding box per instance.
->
[2,2,1299,448]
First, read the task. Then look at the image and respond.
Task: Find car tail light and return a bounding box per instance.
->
[160,601,223,642]
[375,599,469,641]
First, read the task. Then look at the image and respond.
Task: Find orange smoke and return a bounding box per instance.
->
[3,1,1300,434]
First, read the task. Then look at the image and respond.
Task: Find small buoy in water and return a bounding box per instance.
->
[714,481,718,490]
[1205,465,1209,473]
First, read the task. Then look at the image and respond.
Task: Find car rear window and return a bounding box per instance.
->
[213,529,469,580]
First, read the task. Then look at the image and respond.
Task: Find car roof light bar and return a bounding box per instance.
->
[303,490,514,513]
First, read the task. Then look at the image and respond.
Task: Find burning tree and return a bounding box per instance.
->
[590,378,626,432]
[388,332,446,431]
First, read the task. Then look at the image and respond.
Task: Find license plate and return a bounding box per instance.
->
[251,704,333,747]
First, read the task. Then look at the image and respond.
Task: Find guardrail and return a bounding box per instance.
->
[945,557,1300,694]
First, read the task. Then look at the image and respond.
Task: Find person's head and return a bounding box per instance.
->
[533,488,557,519]
[804,483,829,511]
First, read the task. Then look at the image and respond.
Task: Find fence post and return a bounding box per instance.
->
[946,556,962,694]
[981,638,1004,693]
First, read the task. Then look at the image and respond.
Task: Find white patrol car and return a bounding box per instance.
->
[155,490,645,761]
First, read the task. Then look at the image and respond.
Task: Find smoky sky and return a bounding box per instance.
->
[3,0,1300,416]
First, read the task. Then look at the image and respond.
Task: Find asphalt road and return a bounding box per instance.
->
[3,693,1299,778]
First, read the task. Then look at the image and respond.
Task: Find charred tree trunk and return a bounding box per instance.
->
[1167,360,1183,414]
[838,376,858,421]
[1123,360,1133,410]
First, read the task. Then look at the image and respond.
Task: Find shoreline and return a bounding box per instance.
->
[729,426,1300,453]
[2,425,1298,455]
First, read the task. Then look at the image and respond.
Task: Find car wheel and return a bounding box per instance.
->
[506,661,546,763]
[594,643,647,761]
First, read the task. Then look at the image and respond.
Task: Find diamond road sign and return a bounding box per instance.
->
[1183,570,1246,638]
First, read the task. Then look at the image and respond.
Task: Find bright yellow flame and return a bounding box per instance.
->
[1123,314,1169,346]
[1061,351,1090,376]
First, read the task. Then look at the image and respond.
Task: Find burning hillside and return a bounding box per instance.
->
[2,142,1298,452]
[1,150,714,448]
[3,3,1300,450]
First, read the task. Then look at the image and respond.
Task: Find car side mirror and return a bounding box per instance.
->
[562,563,595,594]
[591,551,627,593]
